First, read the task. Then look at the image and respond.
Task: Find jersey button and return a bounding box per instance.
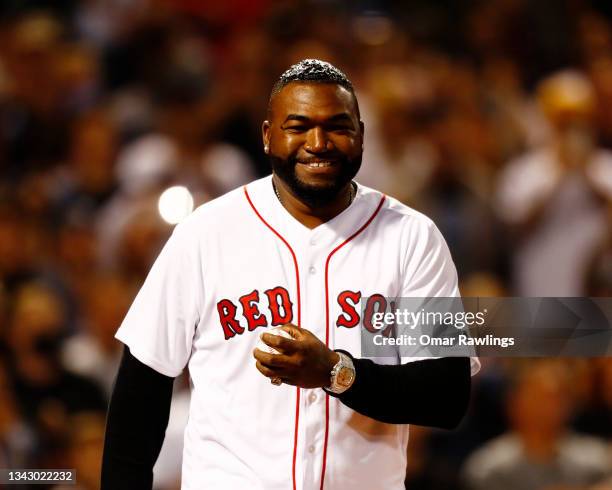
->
[310,238,316,246]
[309,266,316,275]
[308,445,315,453]
[309,393,317,403]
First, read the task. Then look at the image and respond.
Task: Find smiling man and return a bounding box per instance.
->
[264,75,362,213]
[101,59,476,490]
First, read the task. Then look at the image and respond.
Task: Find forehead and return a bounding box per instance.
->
[270,82,357,119]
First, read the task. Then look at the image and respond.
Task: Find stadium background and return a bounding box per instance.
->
[0,1,610,489]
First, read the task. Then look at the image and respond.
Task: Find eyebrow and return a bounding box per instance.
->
[282,113,354,123]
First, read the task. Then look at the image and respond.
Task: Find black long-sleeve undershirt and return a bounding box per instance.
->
[101,347,174,490]
[331,353,471,429]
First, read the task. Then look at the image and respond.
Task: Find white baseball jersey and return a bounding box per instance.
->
[116,175,479,490]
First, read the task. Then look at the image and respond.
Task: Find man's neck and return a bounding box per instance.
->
[272,175,353,229]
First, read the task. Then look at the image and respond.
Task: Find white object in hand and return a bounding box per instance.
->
[255,327,293,354]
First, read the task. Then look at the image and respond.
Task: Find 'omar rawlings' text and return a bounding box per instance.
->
[372,334,515,348]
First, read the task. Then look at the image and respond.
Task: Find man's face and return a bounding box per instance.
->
[263,82,363,206]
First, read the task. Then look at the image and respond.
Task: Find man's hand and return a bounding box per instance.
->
[253,325,339,388]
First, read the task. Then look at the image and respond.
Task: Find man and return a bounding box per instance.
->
[462,361,610,490]
[496,70,612,296]
[101,59,477,490]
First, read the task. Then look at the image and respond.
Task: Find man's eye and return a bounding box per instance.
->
[327,125,352,133]
[285,126,306,132]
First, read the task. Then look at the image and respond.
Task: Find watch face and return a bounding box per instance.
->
[337,367,355,387]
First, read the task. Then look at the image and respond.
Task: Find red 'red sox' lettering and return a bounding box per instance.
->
[216,286,292,339]
[336,290,361,328]
[265,286,293,325]
[217,287,385,339]
[217,299,244,340]
[239,290,268,331]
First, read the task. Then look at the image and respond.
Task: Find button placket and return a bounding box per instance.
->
[299,232,327,490]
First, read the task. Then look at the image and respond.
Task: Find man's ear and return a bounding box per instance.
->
[262,120,271,154]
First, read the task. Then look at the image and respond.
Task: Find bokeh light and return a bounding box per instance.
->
[158,186,194,224]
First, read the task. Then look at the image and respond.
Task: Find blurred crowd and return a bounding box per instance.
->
[0,1,610,489]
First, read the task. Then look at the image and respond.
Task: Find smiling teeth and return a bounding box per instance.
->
[307,162,332,167]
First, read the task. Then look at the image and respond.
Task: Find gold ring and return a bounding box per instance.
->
[271,377,282,386]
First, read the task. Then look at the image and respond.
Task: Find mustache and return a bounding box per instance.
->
[292,155,346,164]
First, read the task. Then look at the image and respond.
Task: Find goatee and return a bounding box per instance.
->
[269,154,362,207]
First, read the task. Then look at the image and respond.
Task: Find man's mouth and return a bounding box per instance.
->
[301,161,335,168]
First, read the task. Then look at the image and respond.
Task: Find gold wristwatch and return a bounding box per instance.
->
[326,351,356,394]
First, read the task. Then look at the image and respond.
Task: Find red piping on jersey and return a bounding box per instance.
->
[320,194,386,490]
[243,186,301,490]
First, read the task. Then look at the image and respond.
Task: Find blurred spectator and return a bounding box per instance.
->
[480,56,548,155]
[53,222,99,303]
[358,59,510,282]
[497,70,612,295]
[462,360,610,490]
[5,282,106,467]
[62,273,135,396]
[113,67,255,200]
[218,29,279,177]
[49,108,119,226]
[0,12,70,184]
[97,194,172,280]
[358,62,441,206]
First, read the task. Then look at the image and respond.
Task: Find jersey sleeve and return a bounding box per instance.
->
[400,216,460,298]
[115,223,203,377]
[400,216,480,375]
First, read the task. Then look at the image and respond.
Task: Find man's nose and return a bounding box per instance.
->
[304,127,333,153]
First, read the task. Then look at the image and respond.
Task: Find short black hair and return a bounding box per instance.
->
[268,59,360,117]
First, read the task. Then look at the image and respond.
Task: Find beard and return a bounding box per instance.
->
[269,153,362,207]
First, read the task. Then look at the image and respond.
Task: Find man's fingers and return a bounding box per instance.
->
[253,348,292,368]
[261,333,298,354]
[279,324,303,340]
[254,361,299,386]
[255,360,277,378]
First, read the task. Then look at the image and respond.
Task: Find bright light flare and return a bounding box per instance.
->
[158,185,194,224]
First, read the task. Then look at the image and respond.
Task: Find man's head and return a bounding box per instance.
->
[263,59,363,207]
[507,361,571,440]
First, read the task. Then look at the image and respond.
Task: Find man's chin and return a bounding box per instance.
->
[294,177,338,193]
[269,154,361,207]
[291,181,342,207]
